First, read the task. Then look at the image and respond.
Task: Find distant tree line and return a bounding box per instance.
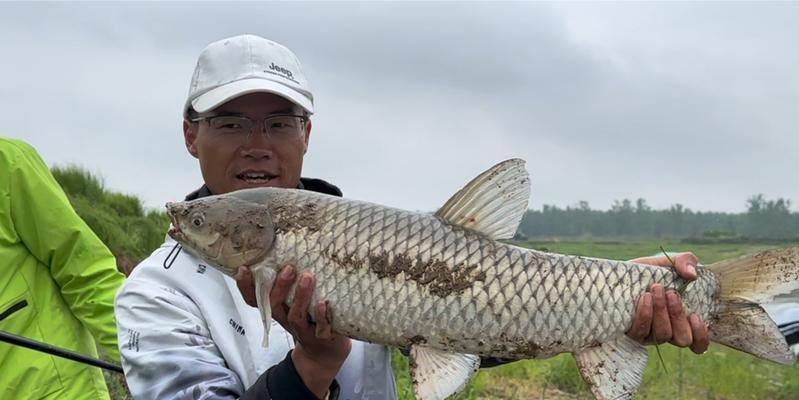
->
[518,195,799,241]
[49,164,799,246]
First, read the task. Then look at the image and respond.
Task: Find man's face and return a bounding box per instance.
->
[183,93,311,194]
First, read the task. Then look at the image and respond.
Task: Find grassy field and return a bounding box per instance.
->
[391,240,799,400]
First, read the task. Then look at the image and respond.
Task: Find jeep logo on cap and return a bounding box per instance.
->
[267,62,294,80]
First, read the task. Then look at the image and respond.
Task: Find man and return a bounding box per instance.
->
[115,34,707,400]
[0,137,125,399]
[115,34,396,400]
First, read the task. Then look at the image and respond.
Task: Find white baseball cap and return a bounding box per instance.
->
[184,34,313,117]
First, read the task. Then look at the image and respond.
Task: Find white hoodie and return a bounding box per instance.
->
[115,237,397,400]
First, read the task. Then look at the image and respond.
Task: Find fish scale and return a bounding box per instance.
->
[265,188,719,358]
[167,159,797,400]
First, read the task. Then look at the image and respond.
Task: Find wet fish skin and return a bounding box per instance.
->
[248,188,717,358]
[166,158,797,400]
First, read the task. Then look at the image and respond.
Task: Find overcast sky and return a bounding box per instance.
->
[2,2,798,213]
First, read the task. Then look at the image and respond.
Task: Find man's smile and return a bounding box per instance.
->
[236,169,279,185]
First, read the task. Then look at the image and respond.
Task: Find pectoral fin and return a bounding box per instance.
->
[409,345,480,400]
[573,335,648,400]
[251,263,276,347]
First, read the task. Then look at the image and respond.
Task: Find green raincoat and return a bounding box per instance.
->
[0,138,125,399]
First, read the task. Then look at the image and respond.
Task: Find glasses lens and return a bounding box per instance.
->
[266,116,303,138]
[209,116,253,135]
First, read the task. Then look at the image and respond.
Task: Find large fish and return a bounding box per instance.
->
[166,159,798,400]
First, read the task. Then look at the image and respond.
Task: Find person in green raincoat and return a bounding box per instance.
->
[0,137,125,399]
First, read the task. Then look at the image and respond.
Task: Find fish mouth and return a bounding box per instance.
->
[165,203,183,241]
[167,225,182,240]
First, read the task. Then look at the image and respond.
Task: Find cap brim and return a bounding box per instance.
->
[191,78,314,115]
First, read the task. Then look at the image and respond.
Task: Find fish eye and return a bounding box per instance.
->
[191,213,205,227]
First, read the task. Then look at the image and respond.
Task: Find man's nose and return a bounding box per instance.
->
[241,128,274,158]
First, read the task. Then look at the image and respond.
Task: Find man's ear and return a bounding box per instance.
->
[183,119,200,158]
[302,119,312,154]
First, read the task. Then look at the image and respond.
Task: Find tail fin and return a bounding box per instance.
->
[707,246,799,365]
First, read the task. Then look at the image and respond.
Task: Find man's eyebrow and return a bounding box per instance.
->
[208,111,244,117]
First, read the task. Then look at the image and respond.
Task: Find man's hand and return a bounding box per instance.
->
[626,252,709,354]
[235,265,352,398]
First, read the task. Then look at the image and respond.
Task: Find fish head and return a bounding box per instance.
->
[165,195,275,275]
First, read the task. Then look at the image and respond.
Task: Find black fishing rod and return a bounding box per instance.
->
[0,329,123,373]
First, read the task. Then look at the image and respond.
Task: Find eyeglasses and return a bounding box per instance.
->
[190,114,308,142]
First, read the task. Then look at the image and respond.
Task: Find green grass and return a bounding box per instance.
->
[52,165,170,274]
[392,240,799,399]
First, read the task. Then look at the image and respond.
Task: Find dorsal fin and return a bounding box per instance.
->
[435,159,530,240]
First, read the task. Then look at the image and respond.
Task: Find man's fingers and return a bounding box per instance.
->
[288,273,314,328]
[689,315,710,354]
[627,293,653,342]
[666,291,693,347]
[629,256,672,267]
[650,284,672,343]
[270,265,296,305]
[315,301,333,339]
[269,265,296,321]
[235,266,258,307]
[672,252,698,281]
[630,252,698,281]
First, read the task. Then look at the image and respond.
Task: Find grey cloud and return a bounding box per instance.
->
[1,2,798,213]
